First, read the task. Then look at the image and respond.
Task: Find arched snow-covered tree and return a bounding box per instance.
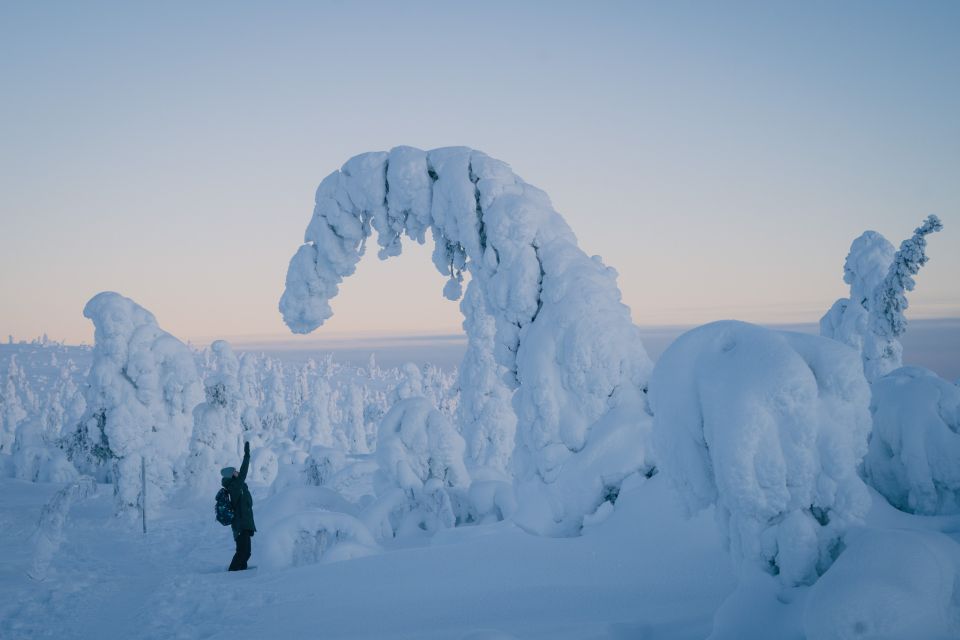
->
[184,340,244,492]
[280,146,652,535]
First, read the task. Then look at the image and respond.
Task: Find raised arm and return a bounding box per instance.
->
[238,441,250,481]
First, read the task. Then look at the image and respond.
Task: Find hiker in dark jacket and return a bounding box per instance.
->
[221,441,257,571]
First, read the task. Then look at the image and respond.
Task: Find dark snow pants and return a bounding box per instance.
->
[229,529,252,571]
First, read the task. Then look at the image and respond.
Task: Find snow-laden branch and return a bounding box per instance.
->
[870,214,943,339]
[280,146,653,535]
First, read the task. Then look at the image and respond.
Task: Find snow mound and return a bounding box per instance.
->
[280,146,653,536]
[864,366,960,515]
[651,321,872,586]
[260,509,379,570]
[803,528,960,640]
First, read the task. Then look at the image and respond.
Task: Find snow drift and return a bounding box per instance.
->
[651,321,872,586]
[280,146,653,535]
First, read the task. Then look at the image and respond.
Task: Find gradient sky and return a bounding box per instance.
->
[1,1,958,345]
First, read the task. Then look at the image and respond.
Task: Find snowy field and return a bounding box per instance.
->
[2,147,959,639]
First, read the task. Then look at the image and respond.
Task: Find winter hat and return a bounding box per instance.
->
[221,467,236,479]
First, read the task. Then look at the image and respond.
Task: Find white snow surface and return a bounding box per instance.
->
[280,146,653,535]
[651,321,872,587]
[1,473,737,640]
[865,366,960,515]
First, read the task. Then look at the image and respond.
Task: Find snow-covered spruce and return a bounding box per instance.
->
[183,340,244,493]
[651,321,872,587]
[0,357,29,453]
[821,216,943,381]
[68,292,203,519]
[864,366,960,515]
[457,279,517,480]
[279,146,652,535]
[870,214,943,342]
[366,397,471,539]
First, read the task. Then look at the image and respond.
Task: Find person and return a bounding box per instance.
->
[221,441,257,571]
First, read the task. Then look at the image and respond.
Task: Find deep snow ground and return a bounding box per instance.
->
[0,475,735,640]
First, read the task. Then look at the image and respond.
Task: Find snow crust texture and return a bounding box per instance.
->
[280,146,653,535]
[865,366,960,515]
[651,321,872,586]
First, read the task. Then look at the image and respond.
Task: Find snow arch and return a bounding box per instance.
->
[280,146,653,535]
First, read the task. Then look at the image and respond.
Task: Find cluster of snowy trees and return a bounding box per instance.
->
[3,146,956,636]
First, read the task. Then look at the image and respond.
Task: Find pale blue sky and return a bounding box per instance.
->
[1,1,957,344]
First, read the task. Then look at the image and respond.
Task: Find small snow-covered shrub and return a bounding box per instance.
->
[249,448,279,485]
[803,528,960,640]
[651,321,872,587]
[13,419,79,483]
[29,476,97,581]
[864,366,960,515]
[369,397,470,538]
[304,446,347,487]
[261,510,379,570]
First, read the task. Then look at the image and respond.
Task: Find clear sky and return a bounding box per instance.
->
[1,1,958,345]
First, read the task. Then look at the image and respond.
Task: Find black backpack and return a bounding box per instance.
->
[215,487,234,526]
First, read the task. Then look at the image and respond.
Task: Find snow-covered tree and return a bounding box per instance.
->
[183,340,244,492]
[292,377,335,449]
[367,397,470,538]
[0,363,27,453]
[457,279,517,478]
[651,321,872,587]
[340,383,368,454]
[821,216,943,381]
[390,363,424,404]
[68,292,203,519]
[869,214,943,341]
[864,366,960,515]
[259,361,288,444]
[279,146,652,535]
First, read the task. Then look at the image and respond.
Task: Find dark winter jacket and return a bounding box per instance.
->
[222,450,256,535]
